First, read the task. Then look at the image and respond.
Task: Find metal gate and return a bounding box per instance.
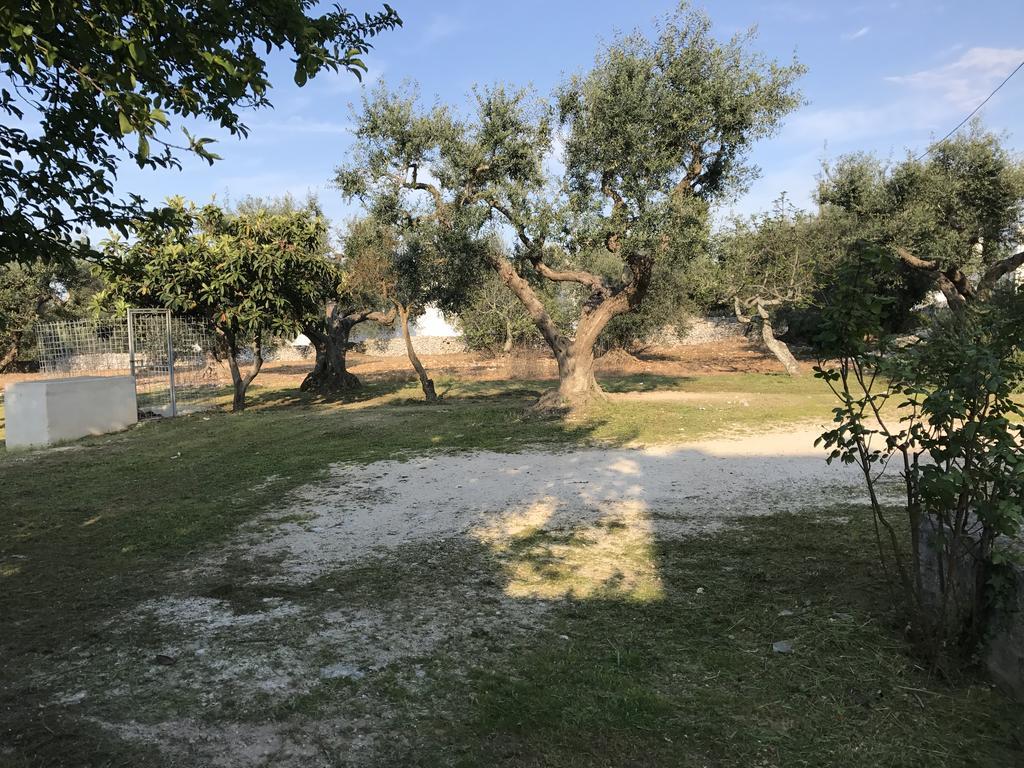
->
[36,310,220,419]
[127,308,221,418]
[128,308,179,417]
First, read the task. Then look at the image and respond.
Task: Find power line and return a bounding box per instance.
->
[914,58,1024,161]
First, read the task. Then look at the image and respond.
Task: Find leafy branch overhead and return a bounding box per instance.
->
[0,2,401,263]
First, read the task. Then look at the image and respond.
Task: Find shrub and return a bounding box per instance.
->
[815,246,1024,668]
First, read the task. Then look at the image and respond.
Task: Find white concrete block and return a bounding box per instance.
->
[4,376,138,449]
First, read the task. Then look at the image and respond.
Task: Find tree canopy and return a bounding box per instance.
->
[817,124,1024,310]
[338,3,803,407]
[98,196,337,410]
[714,196,843,373]
[0,1,400,264]
[0,257,99,371]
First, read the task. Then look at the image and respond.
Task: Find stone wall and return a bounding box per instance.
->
[357,336,470,357]
[274,314,745,360]
[269,344,315,362]
[651,314,745,346]
[987,564,1024,701]
[918,520,1024,701]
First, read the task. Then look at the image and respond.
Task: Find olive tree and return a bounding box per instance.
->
[455,261,572,355]
[818,124,1024,312]
[99,198,336,411]
[716,196,841,374]
[338,4,803,408]
[456,269,544,354]
[299,248,397,394]
[1,2,399,264]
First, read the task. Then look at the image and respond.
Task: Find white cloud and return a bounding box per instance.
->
[785,104,915,144]
[886,47,1024,109]
[420,14,462,47]
[785,46,1024,146]
[250,116,352,137]
[842,26,870,40]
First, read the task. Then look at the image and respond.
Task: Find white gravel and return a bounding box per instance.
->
[248,427,868,584]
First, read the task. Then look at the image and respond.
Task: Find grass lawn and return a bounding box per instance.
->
[0,372,1020,767]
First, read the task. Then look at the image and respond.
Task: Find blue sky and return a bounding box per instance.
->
[111,0,1024,231]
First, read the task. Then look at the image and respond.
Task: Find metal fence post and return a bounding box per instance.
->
[165,309,177,417]
[127,309,136,378]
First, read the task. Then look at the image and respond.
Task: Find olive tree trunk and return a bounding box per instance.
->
[735,298,801,376]
[397,303,437,402]
[0,331,22,372]
[502,318,514,354]
[489,256,631,410]
[754,304,801,375]
[301,323,361,393]
[301,306,397,394]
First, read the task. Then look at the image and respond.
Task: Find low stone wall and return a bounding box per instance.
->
[652,314,745,346]
[918,520,1024,701]
[987,565,1024,701]
[270,344,315,362]
[276,315,746,360]
[357,336,469,357]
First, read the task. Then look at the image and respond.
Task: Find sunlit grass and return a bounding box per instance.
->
[475,498,664,601]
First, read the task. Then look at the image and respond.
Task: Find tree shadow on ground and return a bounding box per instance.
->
[243,378,411,410]
[379,511,1023,767]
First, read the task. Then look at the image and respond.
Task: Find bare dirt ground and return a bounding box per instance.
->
[0,339,784,395]
[246,338,788,391]
[57,427,874,767]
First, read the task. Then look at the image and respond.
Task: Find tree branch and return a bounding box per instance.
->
[978,249,1024,297]
[402,164,445,212]
[485,198,612,295]
[895,246,938,271]
[896,246,975,307]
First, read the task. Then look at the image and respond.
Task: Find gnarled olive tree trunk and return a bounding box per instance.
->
[301,305,396,394]
[0,330,23,372]
[754,305,800,375]
[396,302,437,402]
[489,250,648,410]
[735,298,801,376]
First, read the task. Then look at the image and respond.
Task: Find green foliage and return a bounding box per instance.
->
[550,3,805,304]
[816,247,1024,660]
[457,270,571,354]
[594,258,695,353]
[817,123,1024,307]
[717,196,840,312]
[558,9,804,212]
[0,258,100,369]
[98,196,337,347]
[342,212,476,320]
[0,2,400,263]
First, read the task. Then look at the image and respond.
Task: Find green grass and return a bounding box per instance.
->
[1,372,1016,766]
[395,510,1023,767]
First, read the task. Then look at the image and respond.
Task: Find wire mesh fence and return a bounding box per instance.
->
[35,310,223,418]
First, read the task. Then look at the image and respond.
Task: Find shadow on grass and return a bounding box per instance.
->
[381,511,1023,767]
[243,377,412,411]
[598,374,697,393]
